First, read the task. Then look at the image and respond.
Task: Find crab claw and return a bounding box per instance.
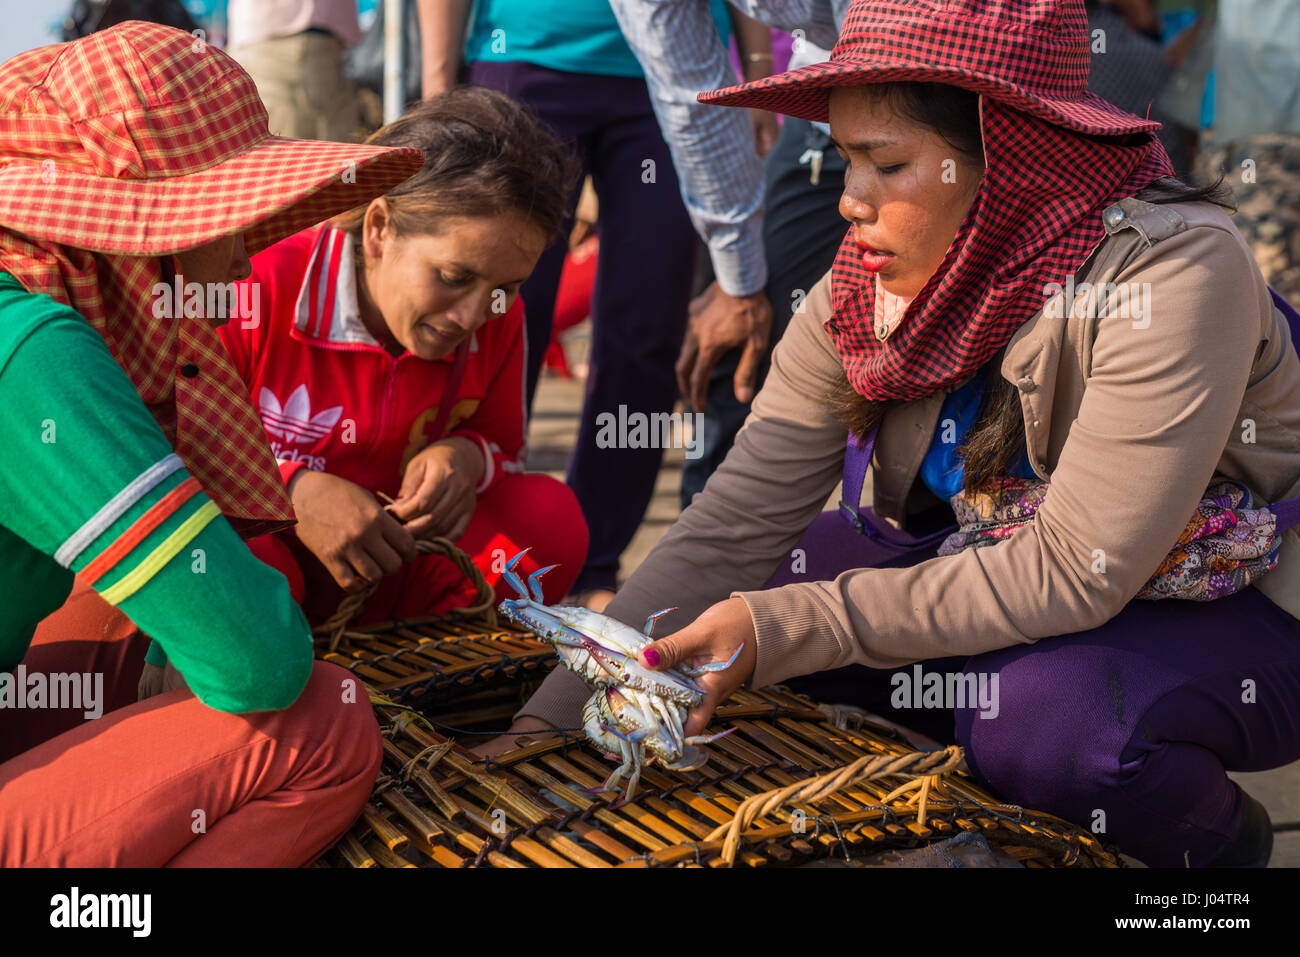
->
[527,563,560,602]
[681,642,745,676]
[685,725,737,745]
[643,607,678,637]
[501,548,534,599]
[662,745,709,772]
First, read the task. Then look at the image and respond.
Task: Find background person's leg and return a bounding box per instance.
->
[229,34,359,141]
[955,589,1300,866]
[465,61,594,413]
[567,91,697,595]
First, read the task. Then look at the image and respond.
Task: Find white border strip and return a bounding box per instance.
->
[54,453,185,568]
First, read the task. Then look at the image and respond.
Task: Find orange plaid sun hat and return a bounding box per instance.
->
[0,21,424,536]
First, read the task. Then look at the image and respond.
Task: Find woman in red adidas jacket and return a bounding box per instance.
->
[220,88,587,624]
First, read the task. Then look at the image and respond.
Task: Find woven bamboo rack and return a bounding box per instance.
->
[311,540,1120,868]
[311,538,556,713]
[317,681,1121,869]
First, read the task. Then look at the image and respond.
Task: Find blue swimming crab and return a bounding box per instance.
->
[499,550,740,805]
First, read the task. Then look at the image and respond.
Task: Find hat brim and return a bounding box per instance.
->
[699,59,1162,138]
[0,134,425,257]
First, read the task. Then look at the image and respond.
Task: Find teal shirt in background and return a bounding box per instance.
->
[918,360,1038,502]
[465,0,734,78]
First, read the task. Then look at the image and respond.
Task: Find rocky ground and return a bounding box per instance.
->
[1196,131,1300,302]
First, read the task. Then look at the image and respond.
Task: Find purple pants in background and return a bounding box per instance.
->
[467,61,698,595]
[766,508,1300,867]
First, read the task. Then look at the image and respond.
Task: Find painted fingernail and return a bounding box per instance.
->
[642,648,661,668]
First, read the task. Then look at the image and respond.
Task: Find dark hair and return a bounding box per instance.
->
[335,86,578,243]
[858,81,985,163]
[826,82,1234,494]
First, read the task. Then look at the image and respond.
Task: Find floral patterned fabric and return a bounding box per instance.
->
[937,478,1282,602]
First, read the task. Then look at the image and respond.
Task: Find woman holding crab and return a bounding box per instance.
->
[486,0,1300,869]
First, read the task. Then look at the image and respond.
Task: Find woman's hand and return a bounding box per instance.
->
[288,469,418,592]
[388,437,484,542]
[137,661,190,701]
[638,597,758,737]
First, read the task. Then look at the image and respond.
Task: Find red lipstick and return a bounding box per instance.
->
[854,239,896,273]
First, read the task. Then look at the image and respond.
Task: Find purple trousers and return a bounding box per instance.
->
[766,507,1300,866]
[467,61,698,594]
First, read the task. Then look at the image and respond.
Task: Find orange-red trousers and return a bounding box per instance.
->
[0,581,380,866]
[250,472,590,627]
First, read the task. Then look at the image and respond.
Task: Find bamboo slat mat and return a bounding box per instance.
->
[317,682,1121,869]
[315,614,556,711]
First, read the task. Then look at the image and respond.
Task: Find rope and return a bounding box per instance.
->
[400,740,455,783]
[314,537,498,652]
[704,744,965,867]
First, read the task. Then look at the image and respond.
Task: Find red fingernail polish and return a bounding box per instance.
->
[643,648,660,668]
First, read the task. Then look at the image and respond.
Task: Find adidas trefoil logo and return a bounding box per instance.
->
[258,385,344,444]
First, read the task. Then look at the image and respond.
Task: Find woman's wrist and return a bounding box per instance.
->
[286,466,314,503]
[437,435,486,488]
[421,66,457,99]
[743,52,775,82]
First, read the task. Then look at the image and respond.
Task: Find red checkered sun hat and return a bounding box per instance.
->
[0,22,425,533]
[701,0,1175,405]
[699,0,1160,138]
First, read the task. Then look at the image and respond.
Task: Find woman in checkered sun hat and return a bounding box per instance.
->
[504,0,1300,868]
[0,21,427,865]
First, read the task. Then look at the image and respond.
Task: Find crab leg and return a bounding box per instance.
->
[680,642,745,676]
[618,688,663,740]
[614,750,644,808]
[642,607,677,636]
[685,726,738,745]
[603,736,636,793]
[593,726,645,808]
[582,722,647,806]
[527,563,559,602]
[501,548,534,598]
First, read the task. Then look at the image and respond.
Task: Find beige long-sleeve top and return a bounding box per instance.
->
[520,196,1300,729]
